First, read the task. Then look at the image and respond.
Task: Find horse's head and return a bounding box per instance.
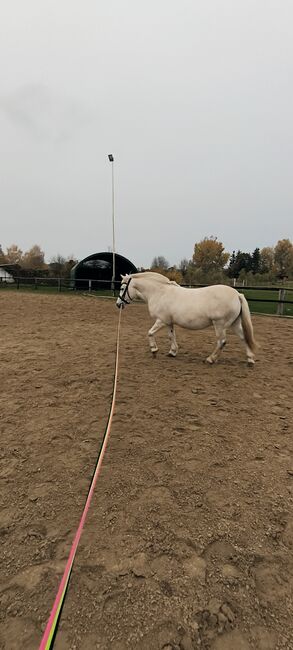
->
[116,275,134,309]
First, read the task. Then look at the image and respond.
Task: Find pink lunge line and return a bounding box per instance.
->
[39,310,121,649]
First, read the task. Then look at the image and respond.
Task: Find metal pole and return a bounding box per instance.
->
[111,159,115,293]
[108,154,115,294]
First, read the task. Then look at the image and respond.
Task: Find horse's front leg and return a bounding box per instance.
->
[148,319,165,355]
[167,325,178,357]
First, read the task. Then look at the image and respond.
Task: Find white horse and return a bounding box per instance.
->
[116,272,257,365]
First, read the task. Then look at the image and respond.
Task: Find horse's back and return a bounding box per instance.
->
[166,283,240,328]
[179,284,238,301]
[190,284,240,310]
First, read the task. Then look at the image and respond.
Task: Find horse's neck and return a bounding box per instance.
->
[133,278,162,302]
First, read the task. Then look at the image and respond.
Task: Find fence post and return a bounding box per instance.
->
[34,278,38,290]
[277,289,286,316]
[89,279,92,292]
[58,278,61,292]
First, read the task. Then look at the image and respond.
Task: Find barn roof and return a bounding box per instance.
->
[70,251,137,289]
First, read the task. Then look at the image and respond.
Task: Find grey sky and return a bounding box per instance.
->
[0,0,292,268]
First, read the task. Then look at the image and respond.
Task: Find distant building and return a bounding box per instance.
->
[71,252,137,290]
[0,264,19,283]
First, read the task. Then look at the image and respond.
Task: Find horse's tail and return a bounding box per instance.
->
[238,293,258,352]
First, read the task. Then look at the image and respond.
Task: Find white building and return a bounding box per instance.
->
[0,266,15,283]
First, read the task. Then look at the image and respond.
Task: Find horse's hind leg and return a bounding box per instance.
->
[231,318,255,366]
[206,322,226,364]
[148,319,165,355]
[167,325,178,357]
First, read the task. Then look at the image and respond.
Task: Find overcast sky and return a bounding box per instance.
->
[0,0,292,268]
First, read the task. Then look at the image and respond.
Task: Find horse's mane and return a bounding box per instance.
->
[129,271,177,285]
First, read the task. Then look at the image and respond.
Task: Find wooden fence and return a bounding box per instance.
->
[0,276,292,317]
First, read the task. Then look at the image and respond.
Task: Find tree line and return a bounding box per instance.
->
[1,237,293,285]
[0,244,77,278]
[149,237,293,285]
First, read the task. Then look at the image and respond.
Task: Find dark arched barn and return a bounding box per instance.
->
[71,252,138,290]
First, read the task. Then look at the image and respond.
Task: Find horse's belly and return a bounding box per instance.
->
[173,311,211,330]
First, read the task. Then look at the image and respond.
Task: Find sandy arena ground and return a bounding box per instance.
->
[0,292,293,650]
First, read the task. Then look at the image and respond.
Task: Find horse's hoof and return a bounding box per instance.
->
[205,357,214,365]
[247,359,255,368]
[151,350,158,358]
[168,351,177,357]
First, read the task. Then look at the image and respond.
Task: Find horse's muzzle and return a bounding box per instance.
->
[116,300,125,309]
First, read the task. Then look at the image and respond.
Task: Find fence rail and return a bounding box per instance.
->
[0,276,293,316]
[182,284,293,316]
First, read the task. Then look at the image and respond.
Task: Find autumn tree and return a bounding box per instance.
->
[163,268,183,284]
[22,245,46,269]
[274,238,293,278]
[5,244,23,265]
[193,237,229,272]
[260,247,274,274]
